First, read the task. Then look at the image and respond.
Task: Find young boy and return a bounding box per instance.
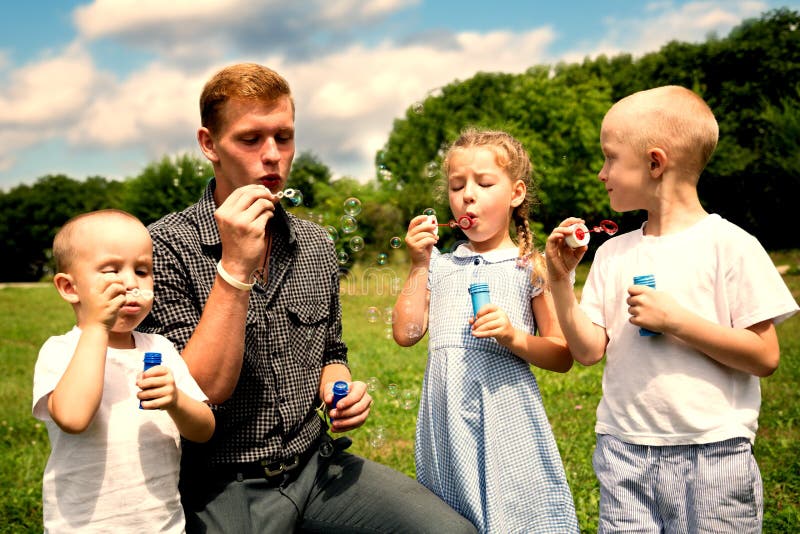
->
[545,86,798,533]
[32,209,215,532]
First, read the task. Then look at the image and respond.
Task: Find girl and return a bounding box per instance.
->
[393,128,579,533]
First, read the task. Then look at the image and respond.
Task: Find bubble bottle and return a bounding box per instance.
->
[632,275,660,336]
[329,381,349,423]
[139,352,162,409]
[565,220,618,248]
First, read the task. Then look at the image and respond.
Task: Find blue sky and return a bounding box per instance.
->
[1,0,797,190]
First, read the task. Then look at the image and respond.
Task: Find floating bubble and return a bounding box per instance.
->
[369,426,386,448]
[367,376,382,392]
[401,389,418,411]
[343,197,362,216]
[379,168,393,181]
[386,383,398,397]
[283,189,303,207]
[389,236,402,249]
[376,253,388,266]
[366,306,380,323]
[423,207,436,217]
[340,215,358,234]
[425,161,439,178]
[325,226,339,242]
[412,101,424,114]
[349,236,365,252]
[337,250,349,265]
[382,307,394,325]
[384,327,393,340]
[172,177,180,188]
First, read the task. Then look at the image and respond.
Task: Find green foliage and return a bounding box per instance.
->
[122,154,211,226]
[287,151,333,207]
[0,175,125,281]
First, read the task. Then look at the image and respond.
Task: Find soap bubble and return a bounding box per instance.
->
[401,389,418,411]
[369,426,386,448]
[376,253,388,266]
[367,376,382,392]
[423,207,436,217]
[382,307,394,325]
[387,383,398,397]
[378,168,393,181]
[325,226,339,242]
[343,197,362,216]
[366,306,380,323]
[340,215,358,234]
[425,161,439,178]
[349,236,365,252]
[282,189,303,207]
[337,250,349,264]
[412,101,424,114]
[384,327,393,340]
[389,236,402,249]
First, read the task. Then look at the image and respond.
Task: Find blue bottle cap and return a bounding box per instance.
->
[143,352,162,365]
[468,282,489,294]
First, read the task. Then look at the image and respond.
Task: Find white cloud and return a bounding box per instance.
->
[568,1,769,61]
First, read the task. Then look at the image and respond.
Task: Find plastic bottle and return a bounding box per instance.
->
[468,282,491,318]
[329,381,349,423]
[632,275,660,336]
[140,352,162,409]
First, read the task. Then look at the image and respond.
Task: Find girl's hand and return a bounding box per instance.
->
[545,217,587,283]
[405,215,439,266]
[470,304,515,345]
[137,366,178,410]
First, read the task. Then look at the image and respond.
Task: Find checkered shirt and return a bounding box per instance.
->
[139,179,348,465]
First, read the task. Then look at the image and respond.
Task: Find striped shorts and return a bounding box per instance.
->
[593,434,762,533]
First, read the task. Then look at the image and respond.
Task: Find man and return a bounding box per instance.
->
[140,63,476,533]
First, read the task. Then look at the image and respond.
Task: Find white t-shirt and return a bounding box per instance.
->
[580,214,798,446]
[32,327,208,533]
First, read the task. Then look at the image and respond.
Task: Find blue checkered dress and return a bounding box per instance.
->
[416,245,579,533]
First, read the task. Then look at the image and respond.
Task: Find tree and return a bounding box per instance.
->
[122,154,211,225]
[287,151,332,208]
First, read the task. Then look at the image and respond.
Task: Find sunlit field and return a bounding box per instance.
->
[2,250,798,532]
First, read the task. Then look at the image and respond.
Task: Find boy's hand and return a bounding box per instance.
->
[470,304,515,344]
[86,273,126,330]
[405,215,439,266]
[545,218,588,283]
[137,366,178,410]
[324,380,372,433]
[627,285,684,334]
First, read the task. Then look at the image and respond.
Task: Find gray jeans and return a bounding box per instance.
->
[179,435,477,533]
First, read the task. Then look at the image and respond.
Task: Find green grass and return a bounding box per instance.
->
[2,251,798,533]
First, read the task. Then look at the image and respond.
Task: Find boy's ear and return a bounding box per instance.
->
[648,148,667,178]
[53,273,80,304]
[197,127,220,163]
[510,179,527,208]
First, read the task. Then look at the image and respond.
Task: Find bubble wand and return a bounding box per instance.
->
[565,220,618,248]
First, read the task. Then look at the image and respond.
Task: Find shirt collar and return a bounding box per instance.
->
[451,243,519,263]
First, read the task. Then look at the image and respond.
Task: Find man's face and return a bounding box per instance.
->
[201,95,295,202]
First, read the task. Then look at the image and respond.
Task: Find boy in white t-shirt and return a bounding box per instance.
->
[545,86,798,533]
[32,209,215,533]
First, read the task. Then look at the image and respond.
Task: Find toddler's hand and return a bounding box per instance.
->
[85,273,126,330]
[545,218,587,283]
[405,215,439,266]
[137,365,178,410]
[470,304,515,345]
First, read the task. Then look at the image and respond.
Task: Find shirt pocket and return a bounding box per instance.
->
[286,300,329,369]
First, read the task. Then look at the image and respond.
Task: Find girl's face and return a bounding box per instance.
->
[447,147,525,252]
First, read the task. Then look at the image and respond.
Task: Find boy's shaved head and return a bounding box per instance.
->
[606,85,719,175]
[53,209,144,273]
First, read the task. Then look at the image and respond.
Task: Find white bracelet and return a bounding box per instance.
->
[216,261,255,291]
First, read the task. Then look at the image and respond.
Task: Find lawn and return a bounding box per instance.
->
[1,250,798,533]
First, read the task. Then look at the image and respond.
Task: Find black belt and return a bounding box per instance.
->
[212,436,338,483]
